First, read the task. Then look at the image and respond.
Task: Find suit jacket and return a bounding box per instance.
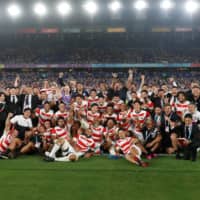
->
[21,94,39,110]
[178,124,200,144]
[6,95,22,114]
[152,97,164,108]
[160,112,181,134]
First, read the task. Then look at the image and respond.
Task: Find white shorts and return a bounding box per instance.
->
[127,144,142,157]
[134,132,144,143]
[61,140,84,159]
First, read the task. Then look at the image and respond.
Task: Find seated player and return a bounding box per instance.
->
[141,120,162,160]
[44,128,95,162]
[7,108,33,158]
[20,125,45,155]
[102,118,118,155]
[115,129,149,167]
[0,113,19,159]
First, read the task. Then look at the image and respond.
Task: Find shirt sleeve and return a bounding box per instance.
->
[10,116,18,124]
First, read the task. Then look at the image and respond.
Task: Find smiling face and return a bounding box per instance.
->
[178,93,186,103]
[24,110,31,119]
[118,130,126,139]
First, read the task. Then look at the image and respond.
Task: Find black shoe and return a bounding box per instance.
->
[8,151,17,159]
[44,156,55,162]
[0,152,9,159]
[191,151,197,162]
[176,153,183,160]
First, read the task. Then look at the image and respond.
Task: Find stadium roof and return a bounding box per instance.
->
[0,0,200,32]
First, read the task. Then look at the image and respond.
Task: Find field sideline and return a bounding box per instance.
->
[0,155,200,200]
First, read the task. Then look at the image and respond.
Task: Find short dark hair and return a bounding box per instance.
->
[184,114,192,119]
[23,108,31,112]
[133,100,142,105]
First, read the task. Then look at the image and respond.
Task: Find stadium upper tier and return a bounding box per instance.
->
[0,33,199,64]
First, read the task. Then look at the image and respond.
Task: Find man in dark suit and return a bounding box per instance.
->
[6,87,22,115]
[21,86,39,111]
[176,114,200,161]
[0,92,8,136]
[186,85,200,111]
[160,104,181,154]
[152,89,165,108]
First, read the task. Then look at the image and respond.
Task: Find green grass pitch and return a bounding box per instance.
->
[0,155,200,200]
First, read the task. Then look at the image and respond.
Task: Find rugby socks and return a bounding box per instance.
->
[49,144,60,158]
[55,156,71,162]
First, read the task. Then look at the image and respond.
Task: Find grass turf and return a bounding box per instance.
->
[0,155,200,200]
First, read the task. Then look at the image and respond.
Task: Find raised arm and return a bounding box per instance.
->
[5,113,14,131]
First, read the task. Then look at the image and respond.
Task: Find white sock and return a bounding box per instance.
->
[55,156,71,162]
[49,144,60,158]
[109,146,116,155]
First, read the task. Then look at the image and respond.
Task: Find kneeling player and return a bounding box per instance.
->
[115,129,149,167]
[141,120,162,160]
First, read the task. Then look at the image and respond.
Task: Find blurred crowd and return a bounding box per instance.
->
[0,48,199,64]
[0,33,200,64]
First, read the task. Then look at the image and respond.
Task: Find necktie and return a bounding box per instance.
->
[25,95,29,105]
[12,96,15,103]
[185,126,190,139]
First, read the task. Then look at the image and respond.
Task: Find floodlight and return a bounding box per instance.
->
[160,0,174,10]
[109,1,122,12]
[33,2,47,17]
[7,4,22,18]
[83,1,98,15]
[134,0,148,11]
[57,1,72,16]
[185,0,199,14]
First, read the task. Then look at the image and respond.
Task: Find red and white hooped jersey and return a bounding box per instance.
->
[103,126,118,141]
[91,125,104,144]
[174,101,190,116]
[112,100,124,112]
[54,110,69,121]
[102,113,118,122]
[128,110,150,123]
[75,134,95,152]
[43,128,53,142]
[51,126,69,140]
[98,102,108,113]
[35,108,54,124]
[128,110,150,131]
[117,111,131,130]
[0,130,14,152]
[142,100,154,110]
[116,137,133,155]
[73,100,88,112]
[88,96,99,107]
[86,111,101,124]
